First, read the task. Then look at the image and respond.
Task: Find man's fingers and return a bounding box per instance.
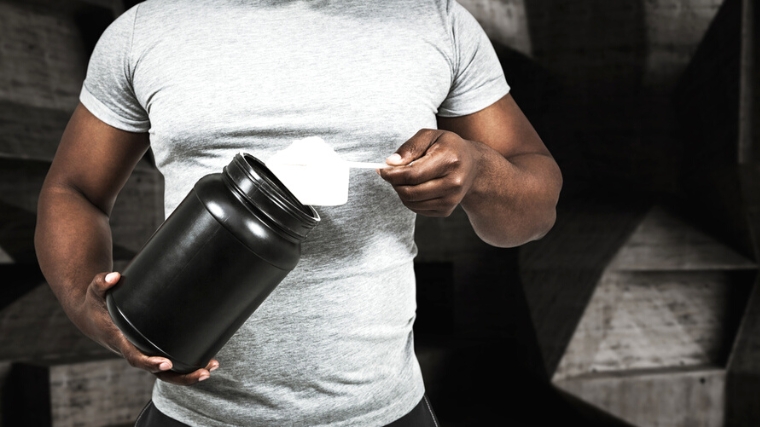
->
[152,359,220,385]
[387,129,441,166]
[105,272,120,284]
[155,368,212,386]
[90,271,121,298]
[118,340,173,373]
[206,359,220,372]
[123,342,220,385]
[381,130,478,218]
[119,337,220,386]
[393,180,448,203]
[380,152,449,186]
[142,356,173,373]
[81,271,213,386]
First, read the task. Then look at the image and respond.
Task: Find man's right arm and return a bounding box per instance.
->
[35,103,217,385]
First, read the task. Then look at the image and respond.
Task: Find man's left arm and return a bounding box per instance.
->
[379,94,562,248]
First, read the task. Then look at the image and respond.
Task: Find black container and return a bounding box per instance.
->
[106,153,319,373]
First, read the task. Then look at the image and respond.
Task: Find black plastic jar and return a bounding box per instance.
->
[106,153,319,373]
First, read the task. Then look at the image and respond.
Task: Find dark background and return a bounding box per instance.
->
[0,0,758,426]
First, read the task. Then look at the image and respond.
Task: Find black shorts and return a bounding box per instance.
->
[135,395,440,427]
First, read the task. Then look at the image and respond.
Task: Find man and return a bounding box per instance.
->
[35,0,562,425]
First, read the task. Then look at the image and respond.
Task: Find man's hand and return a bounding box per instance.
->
[378,129,483,217]
[379,95,562,248]
[78,271,219,385]
[78,272,219,385]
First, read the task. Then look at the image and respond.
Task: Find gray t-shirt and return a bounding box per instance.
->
[82,1,509,425]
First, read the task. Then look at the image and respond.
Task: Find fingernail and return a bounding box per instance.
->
[210,364,219,372]
[199,374,210,381]
[105,272,119,283]
[159,362,171,371]
[386,153,402,164]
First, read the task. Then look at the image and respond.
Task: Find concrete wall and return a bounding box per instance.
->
[457,0,532,55]
[458,0,722,194]
[0,2,87,111]
[0,0,747,425]
[0,1,161,425]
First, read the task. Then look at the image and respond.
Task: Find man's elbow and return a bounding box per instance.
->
[534,163,562,238]
[528,205,557,242]
[495,207,557,248]
[489,183,561,248]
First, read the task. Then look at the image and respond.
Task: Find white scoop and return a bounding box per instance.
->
[266,137,389,206]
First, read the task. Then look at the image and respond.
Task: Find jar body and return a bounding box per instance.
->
[106,155,317,373]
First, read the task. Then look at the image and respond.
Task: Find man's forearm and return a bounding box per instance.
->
[461,141,562,248]
[35,184,114,324]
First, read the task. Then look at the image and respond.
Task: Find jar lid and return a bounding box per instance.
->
[223,153,319,241]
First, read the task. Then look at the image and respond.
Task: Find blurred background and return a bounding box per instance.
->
[0,0,758,425]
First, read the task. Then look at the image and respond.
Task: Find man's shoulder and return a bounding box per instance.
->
[133,0,457,19]
[131,0,186,20]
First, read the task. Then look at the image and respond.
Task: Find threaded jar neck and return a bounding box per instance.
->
[223,153,319,241]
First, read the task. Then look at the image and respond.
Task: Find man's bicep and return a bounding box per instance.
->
[44,102,150,215]
[437,94,550,159]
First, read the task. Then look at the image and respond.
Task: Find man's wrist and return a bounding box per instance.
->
[460,138,507,211]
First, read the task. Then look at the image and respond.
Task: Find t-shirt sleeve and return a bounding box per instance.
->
[437,1,510,117]
[79,6,150,132]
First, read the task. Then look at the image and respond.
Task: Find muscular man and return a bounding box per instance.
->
[35,1,561,425]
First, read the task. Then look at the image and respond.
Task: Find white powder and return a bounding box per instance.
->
[266,137,350,206]
[267,136,343,167]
